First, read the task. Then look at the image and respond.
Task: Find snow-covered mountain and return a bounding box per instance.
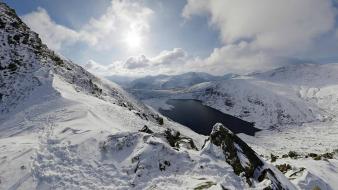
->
[142,63,338,129]
[106,75,136,87]
[123,72,233,90]
[0,3,296,190]
[188,63,338,129]
[138,65,338,189]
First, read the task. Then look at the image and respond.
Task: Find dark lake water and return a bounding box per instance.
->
[159,99,261,136]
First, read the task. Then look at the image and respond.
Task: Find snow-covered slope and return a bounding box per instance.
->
[190,63,338,129]
[0,3,295,189]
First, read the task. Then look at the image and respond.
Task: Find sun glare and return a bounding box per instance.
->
[125,31,142,49]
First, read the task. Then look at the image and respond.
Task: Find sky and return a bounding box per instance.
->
[3,0,338,77]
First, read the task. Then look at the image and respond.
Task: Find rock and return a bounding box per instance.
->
[276,164,292,174]
[271,154,278,163]
[139,125,153,134]
[164,129,198,150]
[203,123,296,189]
[288,151,299,159]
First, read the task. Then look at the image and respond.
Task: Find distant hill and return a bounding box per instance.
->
[119,72,235,90]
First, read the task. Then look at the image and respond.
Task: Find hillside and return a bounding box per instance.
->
[142,64,338,130]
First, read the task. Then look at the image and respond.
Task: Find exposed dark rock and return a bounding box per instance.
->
[276,164,292,174]
[139,125,153,134]
[7,63,17,71]
[159,162,166,171]
[164,129,198,150]
[13,34,21,43]
[204,123,291,189]
[310,152,335,160]
[308,153,318,158]
[289,167,305,178]
[288,151,299,159]
[194,181,217,190]
[322,152,334,159]
[271,154,278,163]
[156,116,164,125]
[208,123,263,178]
[0,17,5,28]
[164,129,181,148]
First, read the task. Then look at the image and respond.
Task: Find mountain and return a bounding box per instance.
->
[187,63,338,129]
[140,63,338,189]
[142,63,338,129]
[124,72,233,90]
[105,75,136,87]
[0,3,295,189]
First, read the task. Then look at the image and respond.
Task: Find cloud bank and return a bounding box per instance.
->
[84,48,189,77]
[183,0,336,53]
[181,0,337,74]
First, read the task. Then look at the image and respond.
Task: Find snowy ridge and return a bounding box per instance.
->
[0,3,295,190]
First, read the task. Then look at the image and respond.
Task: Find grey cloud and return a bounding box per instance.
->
[152,48,187,65]
[124,55,150,69]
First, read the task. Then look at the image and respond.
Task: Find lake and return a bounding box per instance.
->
[159,99,260,136]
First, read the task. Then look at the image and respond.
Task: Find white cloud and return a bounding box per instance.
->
[84,60,116,76]
[21,0,153,51]
[152,48,187,65]
[85,46,293,77]
[183,0,336,53]
[182,0,337,74]
[81,0,153,50]
[124,55,150,69]
[21,8,83,50]
[190,42,292,75]
[84,48,190,77]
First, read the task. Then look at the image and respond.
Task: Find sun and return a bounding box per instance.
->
[125,30,142,49]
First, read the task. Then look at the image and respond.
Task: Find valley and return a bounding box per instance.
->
[116,64,338,189]
[158,99,259,136]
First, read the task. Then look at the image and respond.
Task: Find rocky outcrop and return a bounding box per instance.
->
[202,123,296,190]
